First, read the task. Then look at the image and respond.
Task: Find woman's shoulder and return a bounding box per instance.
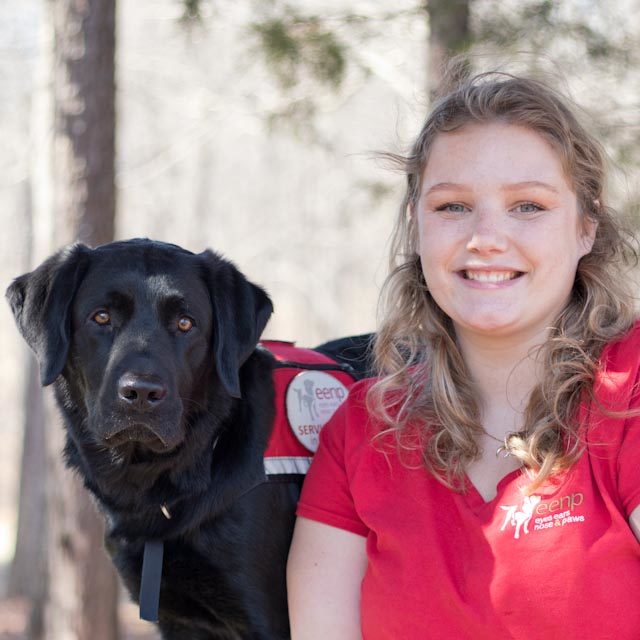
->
[590,318,640,416]
[586,321,640,514]
[599,319,640,368]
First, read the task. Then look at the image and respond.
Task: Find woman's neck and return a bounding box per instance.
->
[455,327,548,435]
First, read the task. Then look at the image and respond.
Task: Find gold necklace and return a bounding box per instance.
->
[481,429,512,458]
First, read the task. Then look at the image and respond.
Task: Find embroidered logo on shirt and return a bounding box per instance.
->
[499,492,586,539]
[499,495,541,539]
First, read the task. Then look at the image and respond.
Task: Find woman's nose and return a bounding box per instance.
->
[465,209,508,254]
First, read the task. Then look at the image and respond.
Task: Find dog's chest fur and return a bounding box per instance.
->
[61,350,297,638]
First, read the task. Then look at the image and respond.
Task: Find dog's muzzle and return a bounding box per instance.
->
[100,373,183,451]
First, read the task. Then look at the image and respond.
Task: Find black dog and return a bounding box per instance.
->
[6,239,371,639]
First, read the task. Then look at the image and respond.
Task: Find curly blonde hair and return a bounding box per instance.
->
[367,71,638,491]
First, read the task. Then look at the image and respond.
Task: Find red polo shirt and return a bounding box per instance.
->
[297,324,640,639]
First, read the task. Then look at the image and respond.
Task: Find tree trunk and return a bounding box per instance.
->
[7,356,46,602]
[8,172,46,605]
[37,0,119,638]
[426,0,472,96]
[52,0,116,246]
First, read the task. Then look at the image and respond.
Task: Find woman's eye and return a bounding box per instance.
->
[92,310,111,326]
[512,202,544,214]
[177,316,194,333]
[435,203,469,215]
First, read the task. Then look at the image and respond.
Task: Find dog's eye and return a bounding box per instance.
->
[92,310,111,326]
[177,316,194,333]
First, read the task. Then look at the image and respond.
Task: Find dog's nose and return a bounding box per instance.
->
[117,374,168,411]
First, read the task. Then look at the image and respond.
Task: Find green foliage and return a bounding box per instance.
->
[252,18,300,89]
[180,1,347,90]
[264,97,322,141]
[179,0,639,219]
[251,11,347,89]
[474,0,637,66]
[245,3,425,135]
[471,0,640,221]
[356,179,397,205]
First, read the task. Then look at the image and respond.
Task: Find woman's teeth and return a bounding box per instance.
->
[464,271,519,282]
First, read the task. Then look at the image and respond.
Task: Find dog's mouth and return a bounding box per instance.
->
[104,423,180,453]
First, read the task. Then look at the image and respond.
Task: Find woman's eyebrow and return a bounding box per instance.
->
[502,181,560,193]
[422,182,469,195]
[422,180,561,196]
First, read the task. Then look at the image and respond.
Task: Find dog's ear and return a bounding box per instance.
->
[199,250,273,398]
[6,243,90,386]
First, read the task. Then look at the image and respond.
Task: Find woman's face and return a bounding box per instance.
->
[416,122,595,345]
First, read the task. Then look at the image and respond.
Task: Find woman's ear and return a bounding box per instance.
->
[579,215,598,257]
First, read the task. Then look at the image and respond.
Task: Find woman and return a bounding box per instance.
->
[287,72,640,639]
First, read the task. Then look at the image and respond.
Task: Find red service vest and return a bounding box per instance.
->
[259,340,358,479]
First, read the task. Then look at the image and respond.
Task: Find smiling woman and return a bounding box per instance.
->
[288,71,640,639]
[417,122,595,342]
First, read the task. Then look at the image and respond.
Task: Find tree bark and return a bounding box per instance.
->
[7,356,46,602]
[52,0,116,246]
[426,0,472,96]
[37,0,119,638]
[8,172,46,605]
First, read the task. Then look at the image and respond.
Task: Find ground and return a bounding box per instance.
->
[0,597,160,639]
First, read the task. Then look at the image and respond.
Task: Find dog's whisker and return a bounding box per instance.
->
[180,396,216,414]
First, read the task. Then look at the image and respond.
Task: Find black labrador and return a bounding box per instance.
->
[6,239,373,640]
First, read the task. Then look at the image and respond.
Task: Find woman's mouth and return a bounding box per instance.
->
[461,270,524,283]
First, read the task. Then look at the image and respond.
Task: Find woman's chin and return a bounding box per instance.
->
[453,314,523,338]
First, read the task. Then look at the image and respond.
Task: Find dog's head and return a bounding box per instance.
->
[6,239,273,454]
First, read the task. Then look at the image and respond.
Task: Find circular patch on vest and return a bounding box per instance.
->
[285,371,350,452]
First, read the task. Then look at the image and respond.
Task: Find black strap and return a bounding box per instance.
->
[139,540,164,622]
[256,343,361,379]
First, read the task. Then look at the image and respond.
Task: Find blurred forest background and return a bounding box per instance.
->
[0,0,638,638]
